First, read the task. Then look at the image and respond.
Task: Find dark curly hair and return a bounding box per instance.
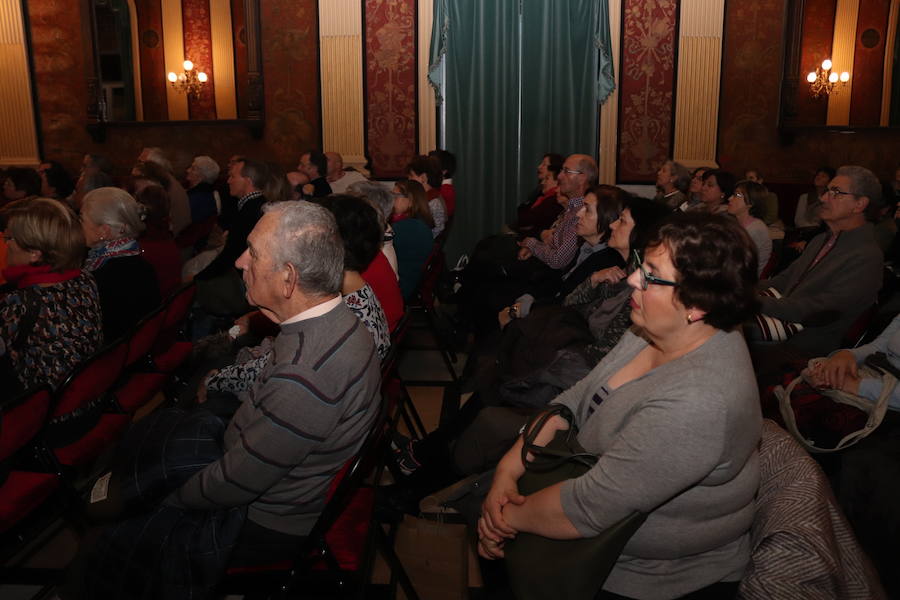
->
[644,212,759,330]
[406,155,442,188]
[623,195,671,252]
[315,194,383,272]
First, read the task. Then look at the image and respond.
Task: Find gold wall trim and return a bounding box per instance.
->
[672,0,724,169]
[128,0,143,121]
[826,0,859,126]
[418,0,436,154]
[0,0,39,166]
[162,0,188,120]
[210,0,236,119]
[318,0,365,167]
[881,0,899,126]
[598,0,621,184]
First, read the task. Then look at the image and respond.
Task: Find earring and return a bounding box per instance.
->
[686,313,694,324]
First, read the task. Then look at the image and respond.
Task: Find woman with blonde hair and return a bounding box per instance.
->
[0,197,102,392]
[81,187,161,340]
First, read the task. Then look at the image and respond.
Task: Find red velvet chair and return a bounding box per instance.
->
[220,395,420,599]
[114,305,169,413]
[49,341,131,468]
[151,282,196,373]
[0,386,59,534]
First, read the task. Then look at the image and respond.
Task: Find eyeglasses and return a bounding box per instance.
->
[561,167,584,175]
[633,249,679,291]
[825,187,855,198]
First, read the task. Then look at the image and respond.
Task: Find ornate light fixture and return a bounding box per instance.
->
[167,60,208,98]
[806,59,850,99]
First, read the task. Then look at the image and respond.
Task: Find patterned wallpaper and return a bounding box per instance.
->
[616,0,678,183]
[26,0,321,177]
[182,0,217,120]
[719,0,900,182]
[364,0,417,178]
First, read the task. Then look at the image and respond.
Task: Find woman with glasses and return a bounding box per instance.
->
[0,197,102,394]
[479,212,761,600]
[727,180,772,276]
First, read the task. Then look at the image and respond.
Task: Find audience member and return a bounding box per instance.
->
[349,180,400,279]
[184,155,220,223]
[745,168,782,227]
[479,212,761,600]
[654,159,690,209]
[684,165,712,210]
[514,153,564,237]
[694,168,735,215]
[517,154,596,269]
[134,184,182,297]
[298,150,332,198]
[263,161,291,204]
[2,167,42,208]
[71,170,113,212]
[727,180,773,276]
[428,149,457,216]
[0,197,102,392]
[750,165,884,363]
[37,161,75,200]
[391,179,434,300]
[139,147,192,235]
[793,166,834,229]
[407,155,447,238]
[81,187,161,341]
[325,151,367,194]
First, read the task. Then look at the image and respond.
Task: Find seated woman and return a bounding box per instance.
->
[407,155,446,238]
[727,180,772,276]
[81,187,161,341]
[348,180,400,279]
[134,181,182,298]
[479,212,761,600]
[0,197,103,392]
[654,159,690,209]
[793,166,833,230]
[692,168,736,215]
[391,179,435,301]
[514,153,564,237]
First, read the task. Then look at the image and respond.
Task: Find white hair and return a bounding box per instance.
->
[82,187,146,238]
[142,147,173,173]
[192,155,220,184]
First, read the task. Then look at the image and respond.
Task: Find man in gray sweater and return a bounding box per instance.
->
[173,201,381,561]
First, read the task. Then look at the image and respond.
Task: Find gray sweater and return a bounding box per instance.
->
[553,329,761,600]
[177,302,381,536]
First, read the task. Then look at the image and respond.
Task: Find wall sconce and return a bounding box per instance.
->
[806,59,850,99]
[167,60,208,98]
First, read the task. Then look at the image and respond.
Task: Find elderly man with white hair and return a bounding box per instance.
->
[325,151,367,194]
[185,155,221,223]
[173,200,381,563]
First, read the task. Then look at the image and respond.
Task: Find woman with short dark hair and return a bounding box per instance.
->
[0,197,102,392]
[728,180,772,276]
[695,169,736,215]
[479,212,761,600]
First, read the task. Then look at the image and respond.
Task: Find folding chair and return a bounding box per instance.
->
[220,395,419,599]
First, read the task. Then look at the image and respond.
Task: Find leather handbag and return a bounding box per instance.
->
[503,405,647,600]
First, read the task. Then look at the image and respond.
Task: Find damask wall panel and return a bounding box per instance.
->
[27,0,321,176]
[365,0,417,178]
[719,0,900,182]
[795,0,836,127]
[182,0,217,120]
[616,0,678,183]
[849,0,890,126]
[137,0,169,121]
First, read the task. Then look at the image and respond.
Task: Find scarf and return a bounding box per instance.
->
[2,263,82,289]
[84,237,142,271]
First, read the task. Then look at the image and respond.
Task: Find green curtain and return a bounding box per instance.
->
[433,0,614,263]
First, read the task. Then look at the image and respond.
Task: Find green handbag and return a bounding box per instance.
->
[503,405,647,600]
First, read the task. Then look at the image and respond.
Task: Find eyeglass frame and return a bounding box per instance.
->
[825,186,855,198]
[633,249,679,291]
[561,167,584,175]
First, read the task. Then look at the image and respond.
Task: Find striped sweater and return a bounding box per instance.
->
[176,301,381,535]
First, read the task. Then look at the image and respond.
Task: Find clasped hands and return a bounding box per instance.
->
[477,473,525,560]
[805,350,862,394]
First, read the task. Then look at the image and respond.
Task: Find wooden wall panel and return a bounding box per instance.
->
[136,0,168,121]
[849,0,891,125]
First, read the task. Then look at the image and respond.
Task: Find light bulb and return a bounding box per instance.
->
[807,72,817,83]
[183,60,193,71]
[198,72,208,83]
[840,71,850,82]
[828,72,839,83]
[167,72,177,82]
[822,59,832,71]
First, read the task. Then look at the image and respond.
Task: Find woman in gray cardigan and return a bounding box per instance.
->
[478,213,762,600]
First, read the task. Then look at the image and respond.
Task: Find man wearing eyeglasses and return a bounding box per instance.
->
[752,165,883,362]
[517,154,596,269]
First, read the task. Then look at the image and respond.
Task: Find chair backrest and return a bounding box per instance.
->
[52,339,128,418]
[0,385,51,462]
[759,244,781,279]
[162,282,196,332]
[124,305,167,368]
[739,420,886,598]
[415,245,444,309]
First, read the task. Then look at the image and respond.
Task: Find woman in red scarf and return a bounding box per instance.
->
[0,197,102,392]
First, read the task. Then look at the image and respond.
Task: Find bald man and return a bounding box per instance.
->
[325,152,367,194]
